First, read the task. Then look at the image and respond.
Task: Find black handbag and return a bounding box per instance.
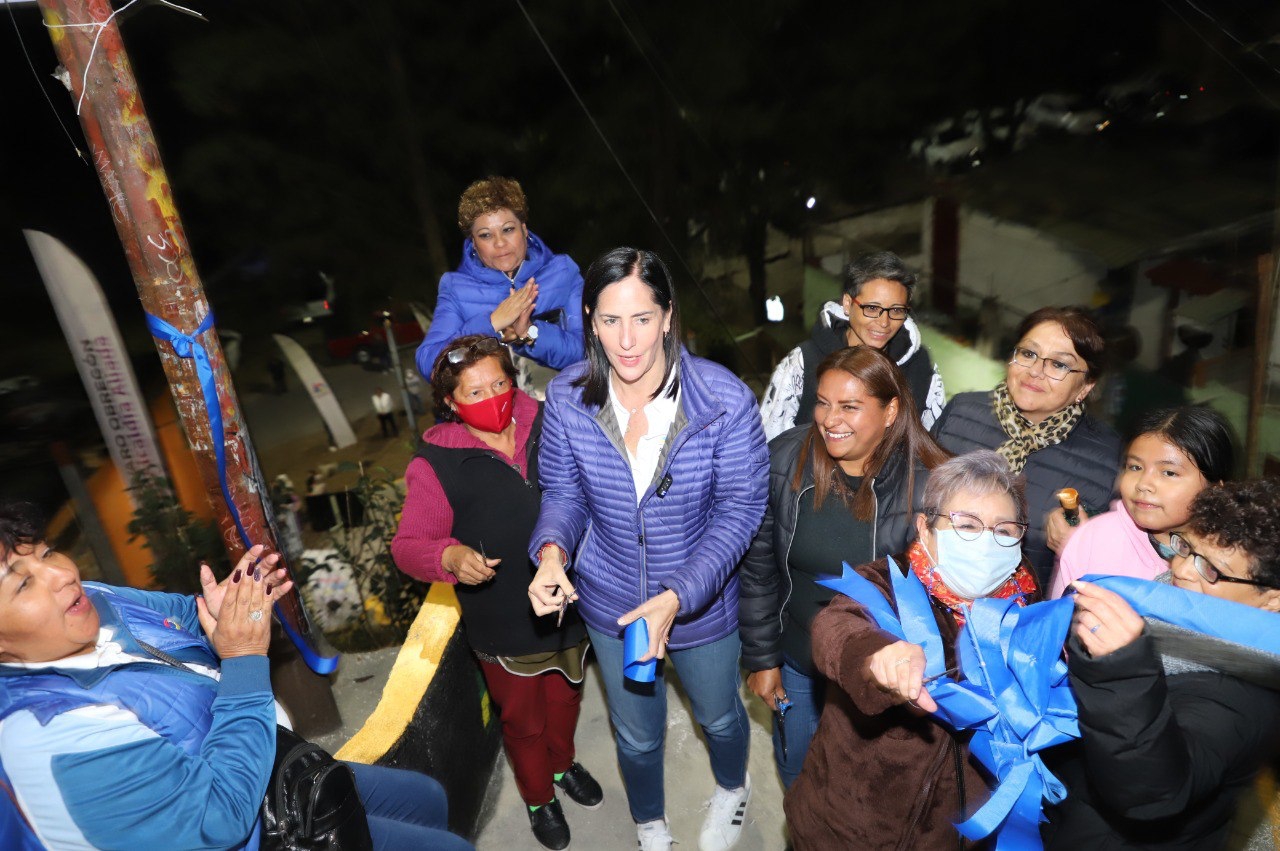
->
[259,724,373,851]
[134,640,372,850]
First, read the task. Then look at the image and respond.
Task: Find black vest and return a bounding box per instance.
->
[797,330,932,429]
[415,410,585,656]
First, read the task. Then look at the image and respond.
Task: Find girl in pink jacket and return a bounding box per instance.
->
[1049,405,1235,598]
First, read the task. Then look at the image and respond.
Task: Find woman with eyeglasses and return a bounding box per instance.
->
[760,251,945,440]
[414,177,585,396]
[1043,478,1280,849]
[739,346,948,790]
[1048,405,1236,599]
[931,306,1121,586]
[392,334,598,851]
[783,451,1041,850]
[527,248,768,851]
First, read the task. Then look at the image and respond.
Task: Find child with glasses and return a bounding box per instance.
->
[1043,478,1280,849]
[1048,405,1236,599]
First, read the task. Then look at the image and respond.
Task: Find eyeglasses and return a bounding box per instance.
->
[931,510,1028,547]
[1008,347,1087,382]
[444,337,504,366]
[852,298,910,321]
[1168,532,1279,589]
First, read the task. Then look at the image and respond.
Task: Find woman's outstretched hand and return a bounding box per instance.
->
[867,640,936,712]
[618,590,681,662]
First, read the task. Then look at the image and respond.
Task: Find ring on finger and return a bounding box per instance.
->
[894,658,911,667]
[1090,623,1101,634]
[248,609,264,622]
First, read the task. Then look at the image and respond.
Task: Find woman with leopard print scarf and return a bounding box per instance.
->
[930,306,1121,586]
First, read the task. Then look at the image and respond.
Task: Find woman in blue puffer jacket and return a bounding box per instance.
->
[528,247,768,851]
[415,177,585,390]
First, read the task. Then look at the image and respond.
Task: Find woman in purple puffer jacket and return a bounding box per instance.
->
[528,247,768,851]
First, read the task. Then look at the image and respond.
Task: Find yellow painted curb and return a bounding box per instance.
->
[335,581,461,763]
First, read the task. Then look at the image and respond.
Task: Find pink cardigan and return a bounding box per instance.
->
[1048,499,1170,599]
[390,390,539,584]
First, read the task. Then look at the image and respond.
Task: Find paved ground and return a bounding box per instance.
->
[474,664,788,851]
[312,643,789,851]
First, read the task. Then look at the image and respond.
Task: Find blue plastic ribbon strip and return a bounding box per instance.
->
[624,618,656,682]
[145,311,251,547]
[816,565,1280,851]
[147,310,338,676]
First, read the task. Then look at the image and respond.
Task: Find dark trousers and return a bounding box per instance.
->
[478,659,584,806]
[377,412,398,437]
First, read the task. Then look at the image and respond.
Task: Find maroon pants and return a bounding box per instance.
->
[478,659,583,806]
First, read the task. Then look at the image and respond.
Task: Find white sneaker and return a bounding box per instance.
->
[637,817,674,851]
[699,774,751,851]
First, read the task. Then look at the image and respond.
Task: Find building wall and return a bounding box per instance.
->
[955,209,1105,326]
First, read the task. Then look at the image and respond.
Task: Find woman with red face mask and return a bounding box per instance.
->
[392,333,599,851]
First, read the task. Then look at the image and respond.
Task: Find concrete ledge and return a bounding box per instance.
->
[336,582,501,838]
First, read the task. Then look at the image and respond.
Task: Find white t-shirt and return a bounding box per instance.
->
[609,370,680,504]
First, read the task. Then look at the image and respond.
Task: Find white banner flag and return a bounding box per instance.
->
[272,334,357,448]
[25,230,166,490]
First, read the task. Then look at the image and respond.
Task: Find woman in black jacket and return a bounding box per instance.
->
[1044,479,1280,849]
[931,305,1121,586]
[739,346,949,788]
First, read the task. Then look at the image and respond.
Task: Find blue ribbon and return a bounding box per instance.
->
[818,565,1280,851]
[624,618,656,682]
[818,561,1075,851]
[145,311,251,547]
[1081,574,1280,655]
[147,311,339,675]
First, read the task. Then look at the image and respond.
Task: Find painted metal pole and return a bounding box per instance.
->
[382,312,417,435]
[38,0,337,673]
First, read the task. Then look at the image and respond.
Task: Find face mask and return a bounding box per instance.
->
[453,388,515,433]
[930,528,1022,600]
[1150,534,1178,561]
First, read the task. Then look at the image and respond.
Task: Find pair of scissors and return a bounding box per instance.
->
[555,588,572,627]
[479,541,496,584]
[775,695,792,760]
[922,665,960,685]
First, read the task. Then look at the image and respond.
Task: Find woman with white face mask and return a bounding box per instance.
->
[783,450,1042,851]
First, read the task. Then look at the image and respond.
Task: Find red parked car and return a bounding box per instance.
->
[325,311,425,366]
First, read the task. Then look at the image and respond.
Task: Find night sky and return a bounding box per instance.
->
[1,0,1278,433]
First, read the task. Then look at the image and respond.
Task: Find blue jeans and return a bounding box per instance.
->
[347,761,475,851]
[772,661,825,789]
[587,626,750,823]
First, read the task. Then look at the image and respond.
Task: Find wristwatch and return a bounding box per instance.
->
[519,324,539,348]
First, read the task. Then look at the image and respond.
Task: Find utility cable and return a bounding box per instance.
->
[4,0,86,162]
[513,0,768,380]
[1160,0,1279,110]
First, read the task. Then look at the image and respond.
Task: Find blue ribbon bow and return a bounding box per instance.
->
[819,564,1280,851]
[818,560,1075,851]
